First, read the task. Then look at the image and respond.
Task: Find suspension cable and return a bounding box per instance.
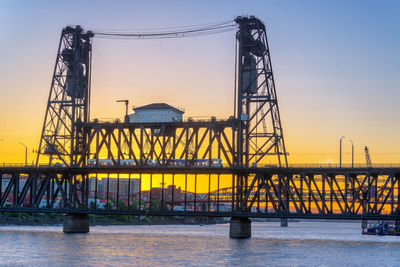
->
[93,20,236,40]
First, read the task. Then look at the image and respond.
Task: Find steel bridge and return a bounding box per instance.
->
[1,166,400,220]
[2,16,397,237]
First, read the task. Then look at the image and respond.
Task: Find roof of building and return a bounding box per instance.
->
[133,103,184,113]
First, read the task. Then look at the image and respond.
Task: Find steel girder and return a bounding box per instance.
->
[0,171,88,210]
[1,167,400,220]
[77,121,237,168]
[243,169,400,216]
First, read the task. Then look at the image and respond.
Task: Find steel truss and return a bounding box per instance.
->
[241,168,400,216]
[233,16,288,215]
[78,121,237,167]
[23,17,332,221]
[35,17,288,169]
[234,16,287,168]
[0,171,88,210]
[1,167,400,220]
[36,26,94,166]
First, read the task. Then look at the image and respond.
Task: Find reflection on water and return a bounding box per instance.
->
[1,221,400,266]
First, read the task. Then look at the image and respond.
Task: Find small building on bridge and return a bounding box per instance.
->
[128,103,184,123]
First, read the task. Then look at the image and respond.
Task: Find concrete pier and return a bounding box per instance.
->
[229,217,251,238]
[362,219,368,231]
[280,218,288,227]
[63,213,89,233]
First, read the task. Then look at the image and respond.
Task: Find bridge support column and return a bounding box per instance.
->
[362,219,368,232]
[63,213,89,233]
[229,217,251,238]
[280,218,288,227]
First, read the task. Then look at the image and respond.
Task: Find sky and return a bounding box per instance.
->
[0,0,399,165]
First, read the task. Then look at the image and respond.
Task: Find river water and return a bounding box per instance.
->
[1,221,400,266]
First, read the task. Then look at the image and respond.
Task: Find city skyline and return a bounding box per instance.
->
[1,1,399,164]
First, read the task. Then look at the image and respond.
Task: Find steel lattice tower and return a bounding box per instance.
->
[36,26,94,166]
[235,16,288,167]
[233,16,288,213]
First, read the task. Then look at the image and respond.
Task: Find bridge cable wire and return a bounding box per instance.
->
[93,21,236,40]
[91,19,233,33]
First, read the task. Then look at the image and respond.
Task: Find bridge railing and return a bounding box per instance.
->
[2,162,400,169]
[260,163,400,169]
[1,163,51,167]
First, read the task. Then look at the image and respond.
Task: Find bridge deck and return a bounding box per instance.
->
[1,166,399,174]
[1,166,400,220]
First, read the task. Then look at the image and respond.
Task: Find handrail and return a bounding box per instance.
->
[2,162,400,168]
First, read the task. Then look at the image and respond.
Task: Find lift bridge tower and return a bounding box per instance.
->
[232,17,288,219]
[234,16,288,168]
[36,17,287,168]
[36,26,94,166]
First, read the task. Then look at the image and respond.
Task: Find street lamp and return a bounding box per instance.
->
[19,142,27,166]
[350,140,354,168]
[339,136,345,168]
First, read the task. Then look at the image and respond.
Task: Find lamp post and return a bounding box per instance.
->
[339,136,345,168]
[19,142,27,166]
[350,140,354,168]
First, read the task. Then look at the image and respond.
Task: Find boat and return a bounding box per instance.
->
[362,221,400,236]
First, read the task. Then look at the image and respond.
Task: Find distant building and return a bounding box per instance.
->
[88,177,140,199]
[128,103,184,123]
